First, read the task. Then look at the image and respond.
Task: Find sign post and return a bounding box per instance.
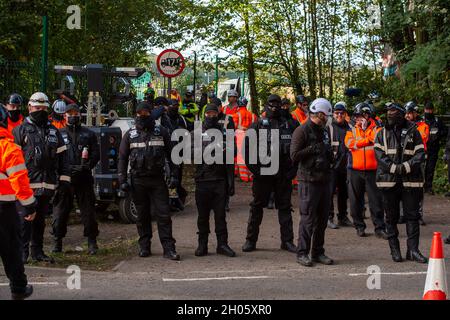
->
[156,49,185,99]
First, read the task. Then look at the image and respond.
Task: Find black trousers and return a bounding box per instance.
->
[424,149,439,191]
[52,177,99,240]
[131,175,176,251]
[381,184,422,250]
[246,175,294,244]
[195,180,228,244]
[0,202,28,293]
[329,169,348,220]
[297,181,331,257]
[21,195,50,255]
[347,169,385,232]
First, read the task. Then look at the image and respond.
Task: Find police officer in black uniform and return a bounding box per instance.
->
[374,102,427,263]
[291,98,335,267]
[193,104,236,257]
[242,94,298,253]
[13,92,71,263]
[51,104,100,254]
[423,102,447,194]
[118,101,180,260]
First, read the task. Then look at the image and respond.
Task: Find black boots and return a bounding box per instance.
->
[52,238,63,253]
[11,285,33,300]
[195,236,208,256]
[280,241,297,253]
[88,238,98,255]
[242,240,256,252]
[31,250,54,263]
[405,221,428,264]
[217,244,236,257]
[388,238,403,262]
[163,248,181,261]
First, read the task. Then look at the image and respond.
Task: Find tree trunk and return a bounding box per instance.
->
[244,10,259,114]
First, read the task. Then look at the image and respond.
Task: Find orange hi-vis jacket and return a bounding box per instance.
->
[51,118,66,129]
[291,108,308,124]
[416,121,429,151]
[232,107,258,130]
[0,127,36,207]
[345,120,381,171]
[7,115,23,136]
[221,104,239,116]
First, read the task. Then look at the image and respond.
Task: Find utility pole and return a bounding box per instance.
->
[193,51,197,101]
[215,55,219,96]
[40,15,49,92]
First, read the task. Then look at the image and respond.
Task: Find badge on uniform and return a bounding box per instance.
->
[130,130,139,139]
[48,129,58,143]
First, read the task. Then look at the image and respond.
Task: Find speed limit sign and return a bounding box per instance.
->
[156,49,185,78]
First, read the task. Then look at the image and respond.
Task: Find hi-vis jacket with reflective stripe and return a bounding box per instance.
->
[12,117,71,197]
[291,108,308,125]
[232,107,258,130]
[0,127,36,210]
[344,120,381,171]
[374,121,425,189]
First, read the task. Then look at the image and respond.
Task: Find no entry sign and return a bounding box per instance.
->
[156,49,185,78]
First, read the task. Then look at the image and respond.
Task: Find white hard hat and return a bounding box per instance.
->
[52,99,67,114]
[29,92,50,107]
[309,98,332,116]
[227,89,238,97]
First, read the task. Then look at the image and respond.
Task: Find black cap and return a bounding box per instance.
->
[268,94,281,104]
[169,99,180,107]
[65,103,80,113]
[8,93,23,105]
[204,103,219,113]
[154,96,169,106]
[136,101,152,112]
[424,101,434,109]
[295,95,307,104]
[281,98,291,106]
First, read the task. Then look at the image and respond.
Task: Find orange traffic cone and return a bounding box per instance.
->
[423,232,448,300]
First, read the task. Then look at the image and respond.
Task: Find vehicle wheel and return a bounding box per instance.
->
[118,196,138,224]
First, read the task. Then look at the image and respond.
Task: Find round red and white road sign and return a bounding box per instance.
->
[156,49,185,78]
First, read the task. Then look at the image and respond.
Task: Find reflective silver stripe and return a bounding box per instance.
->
[365,146,374,151]
[376,182,396,188]
[130,142,146,149]
[374,143,384,150]
[56,145,67,154]
[345,139,354,148]
[390,164,397,174]
[403,182,423,188]
[403,162,411,174]
[414,144,424,153]
[331,142,339,146]
[148,141,164,146]
[6,163,27,176]
[382,128,389,154]
[29,183,56,190]
[0,194,16,201]
[387,149,397,155]
[60,175,71,182]
[19,196,36,206]
[0,173,8,180]
[404,149,414,155]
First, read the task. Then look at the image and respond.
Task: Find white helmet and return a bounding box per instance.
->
[52,99,67,114]
[309,98,332,116]
[227,89,238,97]
[28,92,50,107]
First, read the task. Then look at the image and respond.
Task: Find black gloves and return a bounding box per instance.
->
[120,183,130,192]
[394,164,406,175]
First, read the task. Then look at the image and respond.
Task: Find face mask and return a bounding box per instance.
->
[266,106,280,119]
[67,116,81,127]
[204,116,219,128]
[387,113,405,127]
[135,116,155,131]
[53,113,64,121]
[424,113,434,120]
[168,108,178,118]
[8,109,21,122]
[29,110,48,126]
[280,109,290,119]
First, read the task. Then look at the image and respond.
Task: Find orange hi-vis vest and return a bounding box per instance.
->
[221,104,239,116]
[292,108,308,124]
[51,118,66,129]
[0,127,36,206]
[233,107,258,182]
[416,121,429,151]
[7,115,23,136]
[345,120,380,171]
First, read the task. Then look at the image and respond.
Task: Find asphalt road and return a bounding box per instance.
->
[1,181,449,300]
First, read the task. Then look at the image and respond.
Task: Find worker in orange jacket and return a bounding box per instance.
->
[49,99,67,129]
[291,95,308,124]
[345,102,387,239]
[403,101,429,226]
[232,97,258,182]
[0,104,36,300]
[5,94,24,136]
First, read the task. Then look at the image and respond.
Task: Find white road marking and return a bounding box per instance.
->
[162,276,272,282]
[0,282,59,286]
[348,272,427,276]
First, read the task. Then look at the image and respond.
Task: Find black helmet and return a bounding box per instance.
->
[0,104,8,128]
[154,96,169,106]
[8,93,23,106]
[386,102,405,114]
[404,101,418,113]
[295,95,307,104]
[353,102,372,116]
[267,94,282,108]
